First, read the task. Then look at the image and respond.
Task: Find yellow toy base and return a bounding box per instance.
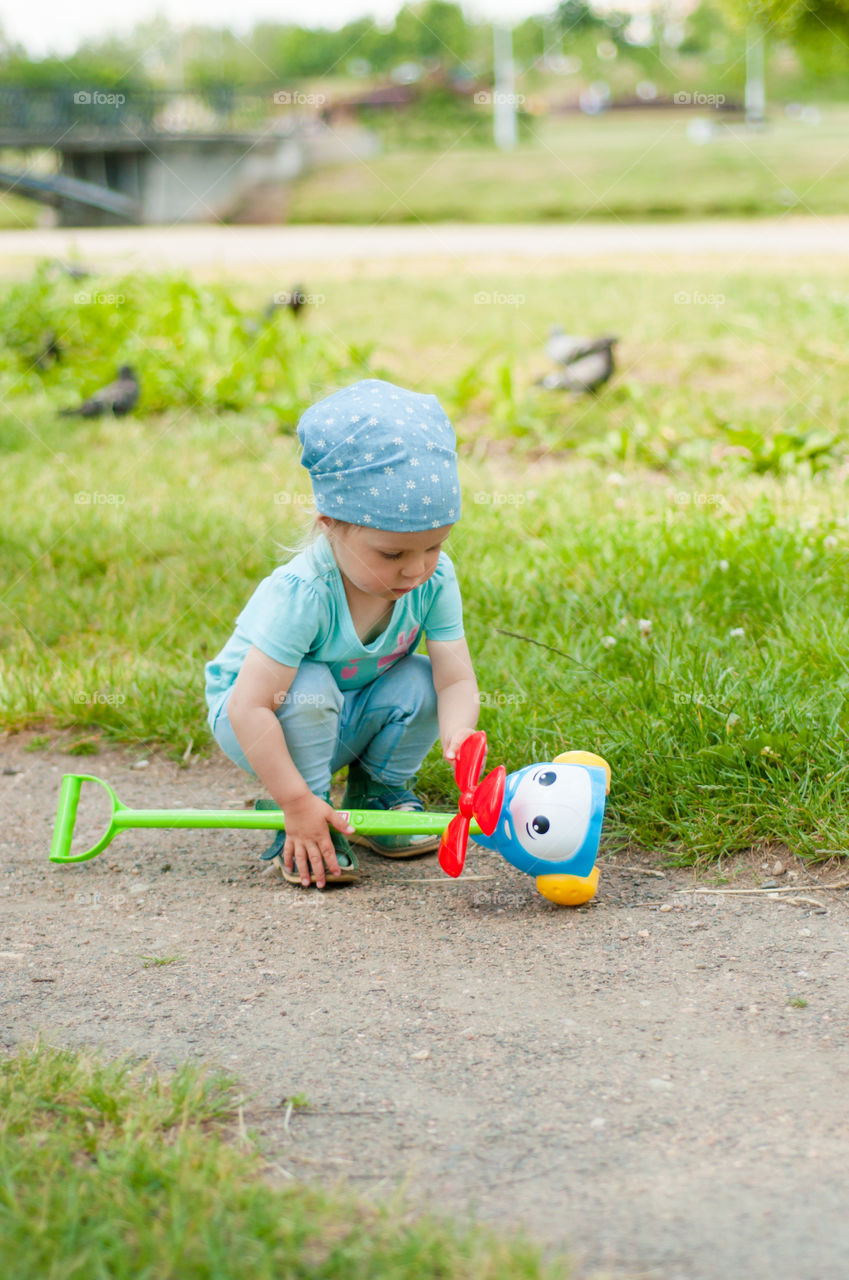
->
[536,865,599,906]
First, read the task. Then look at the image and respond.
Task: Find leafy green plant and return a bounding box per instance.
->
[0,264,375,427]
[718,424,840,475]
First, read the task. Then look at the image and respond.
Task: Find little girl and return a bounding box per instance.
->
[204,378,480,889]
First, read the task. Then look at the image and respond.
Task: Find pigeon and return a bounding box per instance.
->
[59,365,139,418]
[51,260,91,281]
[539,338,617,394]
[545,326,616,367]
[243,285,309,337]
[34,329,62,369]
[546,327,590,366]
[264,284,308,320]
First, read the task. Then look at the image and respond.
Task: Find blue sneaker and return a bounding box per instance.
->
[255,797,360,884]
[341,762,440,858]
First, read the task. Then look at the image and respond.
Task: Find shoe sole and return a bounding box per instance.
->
[348,832,441,858]
[277,861,361,886]
[257,798,361,883]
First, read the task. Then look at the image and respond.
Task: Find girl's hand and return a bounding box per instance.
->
[443,728,477,763]
[280,792,355,889]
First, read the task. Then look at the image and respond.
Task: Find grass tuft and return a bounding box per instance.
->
[0,1040,568,1280]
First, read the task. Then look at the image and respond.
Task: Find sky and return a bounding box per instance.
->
[0,0,573,57]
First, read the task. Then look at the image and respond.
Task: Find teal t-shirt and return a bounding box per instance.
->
[204,536,464,729]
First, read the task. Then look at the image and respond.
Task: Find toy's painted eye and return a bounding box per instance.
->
[510,767,593,862]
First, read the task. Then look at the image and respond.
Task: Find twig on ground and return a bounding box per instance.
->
[620,865,666,878]
[676,883,848,896]
[395,875,497,883]
[794,877,849,890]
[236,1100,250,1146]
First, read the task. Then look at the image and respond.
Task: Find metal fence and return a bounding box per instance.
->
[0,87,302,143]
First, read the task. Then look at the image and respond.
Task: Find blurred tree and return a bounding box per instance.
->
[719,0,849,114]
[753,0,849,77]
[555,0,606,34]
[720,0,849,58]
[181,28,260,102]
[391,2,471,66]
[249,17,411,80]
[0,51,152,93]
[0,23,24,58]
[511,17,547,70]
[738,0,849,37]
[679,1,733,54]
[251,24,335,80]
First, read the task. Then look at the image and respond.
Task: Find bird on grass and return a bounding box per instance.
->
[540,330,618,394]
[50,259,92,281]
[266,284,308,319]
[59,365,139,418]
[34,329,62,370]
[545,327,602,366]
[243,286,308,337]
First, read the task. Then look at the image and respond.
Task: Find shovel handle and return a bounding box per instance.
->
[50,774,477,865]
[50,774,122,864]
[51,773,84,862]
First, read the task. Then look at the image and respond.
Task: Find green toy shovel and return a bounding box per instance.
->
[50,773,479,864]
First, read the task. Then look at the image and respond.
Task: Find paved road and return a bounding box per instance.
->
[0,217,846,272]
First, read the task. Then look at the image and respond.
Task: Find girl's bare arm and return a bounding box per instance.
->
[426,636,480,761]
[226,646,353,887]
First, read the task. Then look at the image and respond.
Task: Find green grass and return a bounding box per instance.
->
[2,261,849,861]
[0,192,39,230]
[288,108,849,222]
[0,1040,564,1279]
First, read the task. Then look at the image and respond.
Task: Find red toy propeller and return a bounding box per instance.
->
[438,730,505,878]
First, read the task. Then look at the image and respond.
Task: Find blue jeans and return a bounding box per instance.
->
[211,654,439,795]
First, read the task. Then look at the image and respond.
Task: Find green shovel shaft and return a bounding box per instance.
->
[50,773,479,864]
[111,808,459,833]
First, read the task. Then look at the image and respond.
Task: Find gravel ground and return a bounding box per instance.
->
[3,730,849,1280]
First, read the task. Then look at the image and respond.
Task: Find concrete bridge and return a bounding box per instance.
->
[0,88,377,225]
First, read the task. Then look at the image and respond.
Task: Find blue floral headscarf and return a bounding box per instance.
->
[298,379,461,532]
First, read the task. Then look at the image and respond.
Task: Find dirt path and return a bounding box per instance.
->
[3,731,849,1280]
[1,218,848,276]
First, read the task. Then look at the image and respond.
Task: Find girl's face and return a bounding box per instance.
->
[319,518,453,601]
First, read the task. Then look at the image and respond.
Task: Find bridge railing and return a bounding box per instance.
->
[0,87,308,141]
